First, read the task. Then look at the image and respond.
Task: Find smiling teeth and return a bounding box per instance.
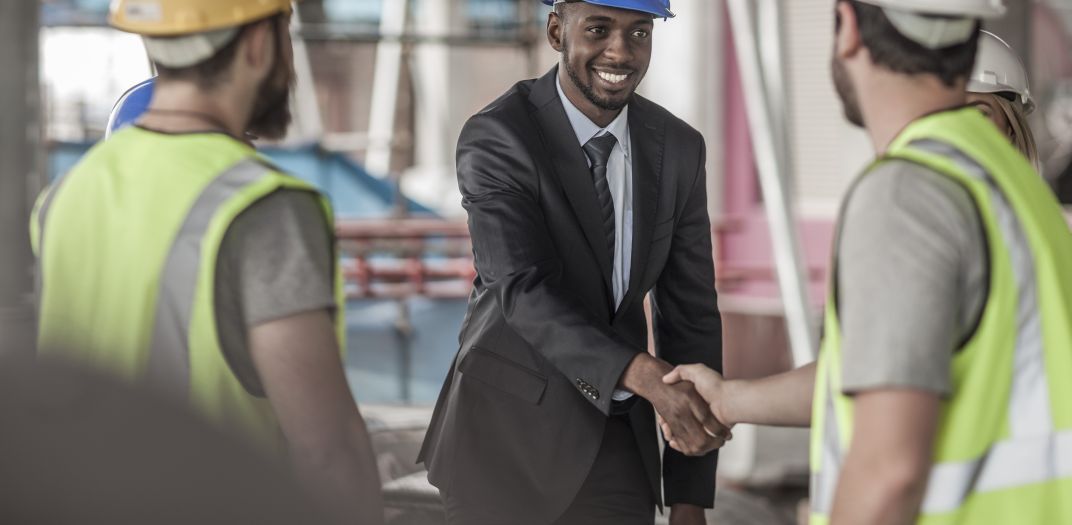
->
[598,71,628,84]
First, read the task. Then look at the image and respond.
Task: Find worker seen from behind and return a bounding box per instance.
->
[31,0,384,523]
[662,0,1072,524]
[968,30,1041,173]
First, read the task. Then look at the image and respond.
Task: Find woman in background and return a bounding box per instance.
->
[967,30,1041,174]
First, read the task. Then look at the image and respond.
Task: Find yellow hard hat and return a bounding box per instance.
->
[110,0,294,37]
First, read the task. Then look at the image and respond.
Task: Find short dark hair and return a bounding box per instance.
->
[837,0,980,87]
[155,15,281,90]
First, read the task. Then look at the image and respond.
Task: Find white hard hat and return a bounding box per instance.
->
[968,31,1035,115]
[854,0,1006,50]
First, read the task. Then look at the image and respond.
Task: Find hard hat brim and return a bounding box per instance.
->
[542,0,675,19]
[854,0,1006,19]
[110,0,296,37]
[967,81,1037,116]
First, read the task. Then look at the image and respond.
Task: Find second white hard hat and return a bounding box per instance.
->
[853,0,1006,50]
[969,31,1036,115]
[854,0,1006,19]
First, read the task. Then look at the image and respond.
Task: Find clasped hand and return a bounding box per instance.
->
[657,364,733,456]
[620,355,732,457]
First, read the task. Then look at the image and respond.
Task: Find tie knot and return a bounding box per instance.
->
[583,133,617,169]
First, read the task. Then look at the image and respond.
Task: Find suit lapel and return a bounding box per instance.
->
[615,99,664,320]
[529,68,615,294]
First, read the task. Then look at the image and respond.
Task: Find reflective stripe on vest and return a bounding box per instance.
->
[146,159,272,399]
[37,158,274,399]
[812,138,1069,517]
[909,140,1064,513]
[812,377,843,515]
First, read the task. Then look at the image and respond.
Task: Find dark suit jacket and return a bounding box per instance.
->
[418,67,723,524]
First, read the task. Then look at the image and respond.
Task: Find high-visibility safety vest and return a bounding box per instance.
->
[32,127,345,454]
[810,108,1072,524]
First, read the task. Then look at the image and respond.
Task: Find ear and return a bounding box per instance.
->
[242,19,275,75]
[834,1,862,60]
[547,11,564,52]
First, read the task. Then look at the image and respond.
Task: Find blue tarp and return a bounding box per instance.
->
[48,141,436,218]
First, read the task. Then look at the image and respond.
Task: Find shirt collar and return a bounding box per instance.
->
[556,75,631,159]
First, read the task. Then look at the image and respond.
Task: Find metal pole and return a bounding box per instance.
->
[726,0,816,366]
[365,0,410,176]
[756,0,793,183]
[286,10,325,145]
[0,0,41,357]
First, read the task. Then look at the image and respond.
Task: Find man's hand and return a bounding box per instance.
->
[660,364,736,454]
[663,364,733,427]
[620,354,728,456]
[669,503,707,525]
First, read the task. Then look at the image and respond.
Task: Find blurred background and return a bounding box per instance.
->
[2,0,1071,523]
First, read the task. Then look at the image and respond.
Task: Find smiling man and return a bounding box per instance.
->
[417,1,726,524]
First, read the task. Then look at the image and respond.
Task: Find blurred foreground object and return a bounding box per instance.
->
[0,0,41,357]
[0,356,326,525]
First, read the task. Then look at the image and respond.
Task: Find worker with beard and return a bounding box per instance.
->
[662,1,1072,524]
[31,1,383,523]
[418,1,727,524]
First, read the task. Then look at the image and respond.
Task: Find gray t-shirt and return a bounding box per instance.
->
[838,160,988,396]
[213,190,336,397]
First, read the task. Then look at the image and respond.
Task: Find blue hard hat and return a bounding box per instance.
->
[541,0,674,19]
[105,77,155,138]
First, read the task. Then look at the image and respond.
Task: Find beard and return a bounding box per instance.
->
[832,55,864,128]
[563,42,632,112]
[247,54,294,141]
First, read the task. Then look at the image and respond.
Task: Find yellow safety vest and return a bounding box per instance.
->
[32,127,345,455]
[810,108,1072,524]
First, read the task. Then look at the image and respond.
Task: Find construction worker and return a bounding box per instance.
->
[662,0,1072,524]
[31,1,384,523]
[968,31,1040,173]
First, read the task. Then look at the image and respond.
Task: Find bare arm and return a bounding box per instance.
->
[250,310,384,525]
[830,389,939,525]
[664,362,816,428]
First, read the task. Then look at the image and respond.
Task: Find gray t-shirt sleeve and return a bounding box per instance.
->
[213,189,336,396]
[838,160,987,396]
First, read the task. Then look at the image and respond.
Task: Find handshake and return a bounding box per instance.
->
[620,354,733,457]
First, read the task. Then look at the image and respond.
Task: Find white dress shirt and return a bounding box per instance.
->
[557,77,635,402]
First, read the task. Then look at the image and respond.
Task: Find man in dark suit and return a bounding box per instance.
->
[418,1,727,523]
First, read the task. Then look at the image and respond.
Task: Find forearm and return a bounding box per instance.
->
[290,419,384,525]
[620,352,673,397]
[723,362,815,427]
[829,454,925,525]
[829,390,938,525]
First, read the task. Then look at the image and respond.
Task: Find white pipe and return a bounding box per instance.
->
[286,9,324,144]
[726,0,816,366]
[366,0,409,176]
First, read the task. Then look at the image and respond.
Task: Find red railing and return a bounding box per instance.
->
[336,219,476,300]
